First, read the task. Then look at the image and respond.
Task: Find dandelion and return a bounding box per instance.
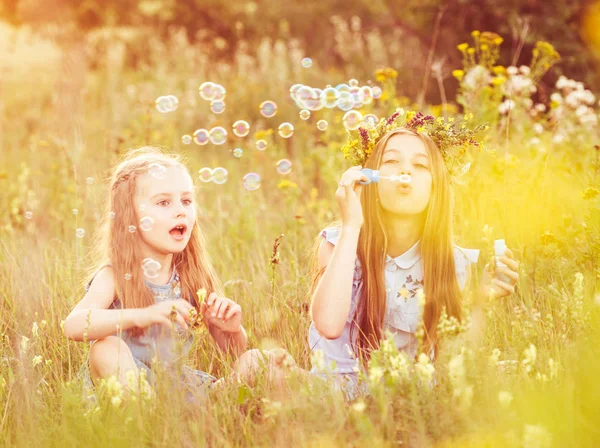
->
[351,400,366,413]
[523,424,553,448]
[522,344,537,374]
[32,355,43,367]
[20,336,29,353]
[111,396,122,408]
[498,391,513,408]
[415,353,435,383]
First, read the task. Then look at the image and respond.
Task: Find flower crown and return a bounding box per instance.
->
[340,109,489,183]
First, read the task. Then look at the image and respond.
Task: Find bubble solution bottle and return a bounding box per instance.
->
[494,239,513,284]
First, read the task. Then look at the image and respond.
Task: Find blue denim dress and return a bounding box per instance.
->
[77,265,216,402]
[308,227,480,400]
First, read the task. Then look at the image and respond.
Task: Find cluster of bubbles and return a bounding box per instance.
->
[340,110,380,131]
[288,79,383,113]
[198,82,227,115]
[191,126,228,146]
[198,167,229,184]
[142,258,161,279]
[155,95,179,113]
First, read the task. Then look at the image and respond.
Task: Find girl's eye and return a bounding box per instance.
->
[415,163,428,169]
[182,199,192,206]
[383,159,398,164]
[158,200,169,206]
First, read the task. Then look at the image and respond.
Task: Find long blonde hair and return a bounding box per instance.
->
[312,128,462,364]
[87,147,222,333]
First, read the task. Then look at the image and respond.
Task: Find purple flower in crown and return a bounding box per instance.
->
[386,111,401,126]
[359,127,369,149]
[407,112,435,129]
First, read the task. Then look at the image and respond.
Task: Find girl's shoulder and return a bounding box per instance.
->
[85,263,114,292]
[85,263,120,309]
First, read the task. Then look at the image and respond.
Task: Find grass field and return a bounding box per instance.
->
[1,23,599,447]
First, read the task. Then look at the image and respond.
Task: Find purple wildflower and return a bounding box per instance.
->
[407,112,435,129]
[385,111,400,126]
[359,127,369,149]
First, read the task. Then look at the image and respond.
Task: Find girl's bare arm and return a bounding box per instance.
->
[310,226,361,339]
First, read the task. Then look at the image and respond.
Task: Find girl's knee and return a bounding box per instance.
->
[89,336,135,379]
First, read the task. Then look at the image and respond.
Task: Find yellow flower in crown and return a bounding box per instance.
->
[339,109,489,184]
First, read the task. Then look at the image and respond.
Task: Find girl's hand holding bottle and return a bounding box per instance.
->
[336,165,369,231]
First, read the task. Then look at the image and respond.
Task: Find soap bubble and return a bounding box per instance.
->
[212,167,228,184]
[337,91,355,111]
[181,134,192,145]
[243,173,261,191]
[25,211,33,220]
[209,126,228,145]
[256,140,268,151]
[210,100,226,114]
[335,83,351,93]
[320,87,339,109]
[193,129,210,145]
[86,177,94,185]
[363,114,379,127]
[361,86,374,105]
[299,109,311,120]
[278,122,295,139]
[140,216,154,232]
[198,167,214,183]
[128,225,137,234]
[343,110,363,130]
[199,82,216,101]
[317,119,328,131]
[276,159,292,175]
[289,84,303,102]
[76,228,85,238]
[372,86,383,99]
[297,86,319,110]
[139,204,146,212]
[148,163,167,179]
[72,209,79,215]
[259,100,278,118]
[212,84,226,101]
[232,120,250,137]
[350,86,365,108]
[124,273,132,281]
[301,57,313,68]
[109,211,116,220]
[155,95,179,113]
[142,258,161,279]
[233,148,243,158]
[349,79,359,87]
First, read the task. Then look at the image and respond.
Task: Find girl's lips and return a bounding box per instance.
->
[170,232,185,241]
[397,185,413,194]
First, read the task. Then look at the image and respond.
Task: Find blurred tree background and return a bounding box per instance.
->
[3,0,600,102]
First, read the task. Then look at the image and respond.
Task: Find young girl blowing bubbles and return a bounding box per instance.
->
[308,111,520,399]
[64,147,277,401]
